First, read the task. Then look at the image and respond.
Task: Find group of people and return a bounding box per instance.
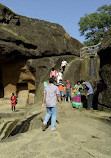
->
[10,59,94,132]
[50,59,69,83]
[42,60,94,131]
[49,61,94,110]
[48,78,93,110]
[42,77,94,131]
[42,59,70,131]
[72,80,94,109]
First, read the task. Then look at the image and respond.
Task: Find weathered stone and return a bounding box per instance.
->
[0,4,84,105]
[0,4,83,61]
[80,56,100,85]
[97,28,111,110]
[29,93,35,105]
[98,28,111,51]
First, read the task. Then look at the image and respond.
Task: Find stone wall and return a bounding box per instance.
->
[0,4,84,106]
[0,60,35,106]
[80,55,100,85]
[97,28,111,110]
[97,48,111,110]
[63,55,100,88]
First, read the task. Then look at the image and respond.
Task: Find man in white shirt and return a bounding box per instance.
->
[61,59,69,74]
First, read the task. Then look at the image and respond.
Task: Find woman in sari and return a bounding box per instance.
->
[72,81,82,108]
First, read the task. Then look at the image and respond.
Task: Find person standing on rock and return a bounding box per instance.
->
[80,80,94,110]
[61,59,69,74]
[57,79,64,101]
[72,81,83,108]
[42,77,62,131]
[11,93,17,112]
[65,80,72,102]
[57,69,63,83]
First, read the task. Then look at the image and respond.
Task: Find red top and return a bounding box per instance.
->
[11,96,16,106]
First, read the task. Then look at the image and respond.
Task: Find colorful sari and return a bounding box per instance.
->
[72,84,82,108]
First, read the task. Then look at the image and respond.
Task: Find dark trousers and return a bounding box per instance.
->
[87,94,93,109]
[62,66,66,72]
[12,106,15,111]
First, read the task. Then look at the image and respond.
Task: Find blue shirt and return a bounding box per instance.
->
[85,82,94,94]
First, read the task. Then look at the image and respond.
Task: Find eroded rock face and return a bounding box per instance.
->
[0,60,36,105]
[0,4,84,105]
[0,4,83,60]
[98,28,111,110]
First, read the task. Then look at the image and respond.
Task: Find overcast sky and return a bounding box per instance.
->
[0,0,111,43]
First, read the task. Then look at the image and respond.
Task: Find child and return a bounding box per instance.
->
[57,79,64,101]
[65,80,71,102]
[11,93,17,111]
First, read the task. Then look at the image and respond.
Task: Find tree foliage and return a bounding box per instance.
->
[78,5,111,46]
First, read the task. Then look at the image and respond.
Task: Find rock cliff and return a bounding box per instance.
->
[0,4,83,105]
[97,28,111,110]
[0,4,83,60]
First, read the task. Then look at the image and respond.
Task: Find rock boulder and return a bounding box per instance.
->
[97,28,111,110]
[0,4,83,105]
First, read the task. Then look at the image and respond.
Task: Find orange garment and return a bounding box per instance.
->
[57,83,64,91]
[58,85,63,91]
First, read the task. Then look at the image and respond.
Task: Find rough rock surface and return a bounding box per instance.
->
[0,103,111,158]
[97,28,111,110]
[0,4,84,104]
[98,28,111,51]
[0,4,83,60]
[0,4,101,108]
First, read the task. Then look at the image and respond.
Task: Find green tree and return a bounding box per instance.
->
[78,5,111,46]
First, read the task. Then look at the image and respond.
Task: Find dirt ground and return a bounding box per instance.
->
[0,102,111,158]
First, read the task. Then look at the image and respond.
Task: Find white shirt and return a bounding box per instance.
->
[61,60,67,67]
[57,72,63,83]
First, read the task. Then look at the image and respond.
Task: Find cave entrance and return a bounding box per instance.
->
[17,83,29,106]
[0,69,4,98]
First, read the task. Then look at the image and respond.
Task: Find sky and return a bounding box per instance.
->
[0,0,111,43]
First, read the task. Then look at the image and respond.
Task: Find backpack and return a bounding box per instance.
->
[66,83,70,90]
[15,98,18,104]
